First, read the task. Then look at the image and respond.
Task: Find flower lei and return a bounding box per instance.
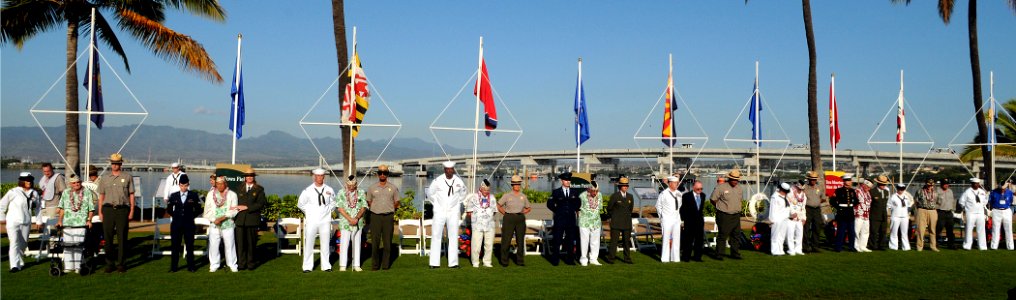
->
[213,189,227,207]
[69,189,85,212]
[347,190,358,209]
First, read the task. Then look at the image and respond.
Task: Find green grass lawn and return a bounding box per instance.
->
[2,232,1015,299]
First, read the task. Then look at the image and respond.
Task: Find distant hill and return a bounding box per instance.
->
[1,125,468,165]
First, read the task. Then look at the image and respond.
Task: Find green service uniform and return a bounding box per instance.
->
[710,183,744,259]
[367,182,399,270]
[606,190,634,263]
[235,184,267,270]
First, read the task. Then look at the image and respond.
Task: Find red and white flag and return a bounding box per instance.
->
[896,94,906,142]
[474,57,497,136]
[829,76,840,149]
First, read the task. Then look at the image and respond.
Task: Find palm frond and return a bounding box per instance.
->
[938,0,956,23]
[1010,0,1016,15]
[90,10,132,72]
[1,0,62,49]
[163,0,226,22]
[959,145,1016,162]
[114,8,222,83]
[111,0,167,23]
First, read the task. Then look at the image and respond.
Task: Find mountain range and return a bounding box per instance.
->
[1,125,469,165]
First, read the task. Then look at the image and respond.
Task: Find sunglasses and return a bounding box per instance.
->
[377,171,390,176]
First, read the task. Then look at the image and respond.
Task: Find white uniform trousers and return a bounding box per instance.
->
[5,222,29,270]
[470,228,494,267]
[303,221,333,271]
[429,214,460,267]
[963,213,987,250]
[889,216,910,250]
[579,226,601,265]
[660,218,681,262]
[990,209,1014,250]
[786,221,805,255]
[854,218,871,251]
[62,227,87,271]
[340,226,363,267]
[770,220,787,255]
[208,226,238,271]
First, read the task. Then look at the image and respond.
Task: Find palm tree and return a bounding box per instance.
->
[892,0,1016,180]
[330,0,352,177]
[959,99,1016,162]
[2,0,225,176]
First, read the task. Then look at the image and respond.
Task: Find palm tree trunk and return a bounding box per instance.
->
[65,20,80,176]
[803,0,824,182]
[968,0,990,183]
[331,0,352,177]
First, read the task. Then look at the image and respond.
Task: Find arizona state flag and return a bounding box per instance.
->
[474,58,497,136]
[661,73,677,146]
[343,50,370,138]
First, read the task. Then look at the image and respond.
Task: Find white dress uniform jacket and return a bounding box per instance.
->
[298,183,336,271]
[427,175,467,267]
[769,192,791,255]
[959,187,989,250]
[656,188,682,262]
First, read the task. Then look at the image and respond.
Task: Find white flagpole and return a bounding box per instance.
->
[990,71,996,186]
[231,34,243,164]
[668,54,674,176]
[84,8,97,177]
[470,37,483,192]
[755,61,761,196]
[576,57,582,173]
[348,27,357,174]
[898,70,904,179]
[831,73,837,172]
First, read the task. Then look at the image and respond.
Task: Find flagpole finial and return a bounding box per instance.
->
[831,72,836,77]
[238,33,242,38]
[578,57,582,62]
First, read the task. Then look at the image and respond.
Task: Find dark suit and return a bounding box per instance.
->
[606,191,634,262]
[868,186,891,250]
[831,186,860,251]
[547,187,580,264]
[680,191,706,261]
[235,184,267,270]
[166,190,202,271]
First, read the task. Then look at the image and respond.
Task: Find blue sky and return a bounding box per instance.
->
[3,1,1015,156]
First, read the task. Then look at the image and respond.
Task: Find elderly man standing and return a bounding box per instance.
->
[298,169,336,273]
[206,177,239,272]
[831,175,860,252]
[368,165,400,271]
[935,179,959,249]
[162,163,186,200]
[427,161,466,269]
[234,167,266,271]
[547,172,581,265]
[710,170,745,260]
[578,181,603,266]
[37,162,66,222]
[498,175,531,267]
[466,179,497,268]
[853,180,874,253]
[656,176,682,263]
[97,153,134,273]
[802,171,827,253]
[680,181,708,261]
[914,179,939,252]
[56,175,95,274]
[337,175,368,272]
[960,178,989,250]
[988,181,1013,250]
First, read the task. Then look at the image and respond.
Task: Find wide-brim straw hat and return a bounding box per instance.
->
[617,176,630,186]
[510,175,523,184]
[726,169,742,181]
[805,171,819,180]
[109,153,124,164]
[243,167,257,176]
[874,175,890,185]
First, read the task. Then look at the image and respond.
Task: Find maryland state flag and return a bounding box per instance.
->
[343,50,370,138]
[474,58,497,136]
[661,72,677,146]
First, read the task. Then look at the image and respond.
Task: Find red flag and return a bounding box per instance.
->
[896,93,906,142]
[474,58,497,135]
[829,77,840,149]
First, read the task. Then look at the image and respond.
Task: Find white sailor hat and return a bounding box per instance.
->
[442,161,456,168]
[779,182,791,191]
[667,176,680,182]
[312,168,326,176]
[170,162,180,168]
[842,174,853,181]
[18,172,33,181]
[970,178,982,184]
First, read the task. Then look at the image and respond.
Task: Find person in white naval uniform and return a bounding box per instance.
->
[769,183,792,256]
[1,172,39,273]
[163,162,187,200]
[298,168,336,272]
[655,176,682,262]
[959,178,989,250]
[427,161,466,268]
[888,183,912,251]
[466,179,497,268]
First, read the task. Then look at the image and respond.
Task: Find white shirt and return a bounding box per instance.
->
[769,192,791,223]
[466,192,497,231]
[889,192,912,218]
[655,188,682,221]
[163,171,186,199]
[426,175,466,216]
[0,187,38,224]
[959,187,989,215]
[204,189,238,227]
[298,183,336,224]
[789,189,807,222]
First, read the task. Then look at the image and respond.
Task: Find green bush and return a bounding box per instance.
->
[263,194,302,221]
[395,190,419,221]
[494,188,551,204]
[1,183,15,197]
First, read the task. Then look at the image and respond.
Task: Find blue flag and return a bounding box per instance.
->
[229,52,244,139]
[82,33,104,129]
[574,74,590,146]
[748,80,761,146]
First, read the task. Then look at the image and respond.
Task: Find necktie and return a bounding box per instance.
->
[564,189,568,198]
[172,174,179,186]
[445,180,454,197]
[315,188,325,206]
[695,193,701,210]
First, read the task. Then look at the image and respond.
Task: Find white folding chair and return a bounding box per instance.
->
[151,218,174,257]
[539,219,554,255]
[91,215,105,255]
[419,219,434,256]
[399,219,424,255]
[275,218,302,256]
[633,218,657,251]
[192,218,211,256]
[703,216,719,248]
[524,219,544,255]
[28,217,59,259]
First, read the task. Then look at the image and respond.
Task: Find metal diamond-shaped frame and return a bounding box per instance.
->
[945,73,1016,182]
[721,68,791,202]
[632,70,709,185]
[865,72,935,187]
[29,44,150,177]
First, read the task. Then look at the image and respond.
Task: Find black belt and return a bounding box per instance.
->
[372,212,393,216]
[103,204,129,209]
[506,213,524,216]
